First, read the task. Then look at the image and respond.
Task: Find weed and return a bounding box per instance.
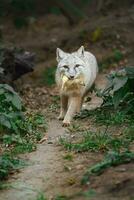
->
[52,95,60,104]
[82,151,134,184]
[95,110,130,125]
[82,189,96,198]
[1,113,47,154]
[12,142,36,154]
[0,154,26,180]
[67,123,82,133]
[101,66,134,111]
[58,189,97,199]
[0,182,12,190]
[36,192,47,200]
[48,103,59,112]
[76,108,133,126]
[55,195,69,200]
[124,125,134,142]
[60,122,134,153]
[63,153,73,161]
[60,129,120,153]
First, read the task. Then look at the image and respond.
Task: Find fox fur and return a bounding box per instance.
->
[55,46,98,126]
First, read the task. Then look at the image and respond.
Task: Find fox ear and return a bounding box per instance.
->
[77,46,84,57]
[56,48,66,62]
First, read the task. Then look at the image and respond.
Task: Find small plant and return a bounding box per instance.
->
[82,189,96,198]
[82,151,134,185]
[63,153,73,161]
[36,192,47,200]
[93,109,132,125]
[102,66,134,111]
[54,195,69,200]
[67,123,82,133]
[0,154,26,180]
[0,84,22,130]
[1,112,47,154]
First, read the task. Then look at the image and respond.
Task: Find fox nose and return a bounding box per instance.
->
[70,75,74,79]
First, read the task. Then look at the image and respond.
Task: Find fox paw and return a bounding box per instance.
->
[58,115,64,120]
[62,120,71,127]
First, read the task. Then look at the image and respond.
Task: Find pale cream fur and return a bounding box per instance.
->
[55,46,98,126]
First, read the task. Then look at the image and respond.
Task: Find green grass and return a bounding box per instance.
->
[60,124,133,153]
[54,195,69,200]
[35,193,70,200]
[54,190,96,200]
[76,108,134,126]
[63,153,73,161]
[36,193,47,200]
[1,113,47,154]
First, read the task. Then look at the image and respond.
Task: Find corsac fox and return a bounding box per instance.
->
[55,46,98,126]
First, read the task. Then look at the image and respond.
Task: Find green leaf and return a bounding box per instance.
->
[113,84,129,108]
[11,95,22,110]
[125,66,134,79]
[112,76,128,93]
[113,50,123,62]
[0,84,15,93]
[5,93,13,102]
[0,88,4,94]
[0,114,11,129]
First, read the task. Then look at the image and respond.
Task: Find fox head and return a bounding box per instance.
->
[56,46,85,80]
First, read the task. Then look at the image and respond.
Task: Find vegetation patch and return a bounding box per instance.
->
[63,153,73,161]
[0,84,47,184]
[82,151,134,185]
[60,125,133,153]
[101,66,134,111]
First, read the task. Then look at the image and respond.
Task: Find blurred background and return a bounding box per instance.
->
[0,0,134,86]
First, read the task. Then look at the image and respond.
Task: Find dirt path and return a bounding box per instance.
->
[0,120,68,200]
[0,118,94,200]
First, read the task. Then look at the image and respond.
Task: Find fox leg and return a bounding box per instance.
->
[63,96,82,126]
[76,96,84,113]
[58,95,68,120]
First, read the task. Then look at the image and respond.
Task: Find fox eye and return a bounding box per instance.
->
[75,64,80,68]
[63,65,68,69]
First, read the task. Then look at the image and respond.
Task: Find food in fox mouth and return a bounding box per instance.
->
[61,75,85,90]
